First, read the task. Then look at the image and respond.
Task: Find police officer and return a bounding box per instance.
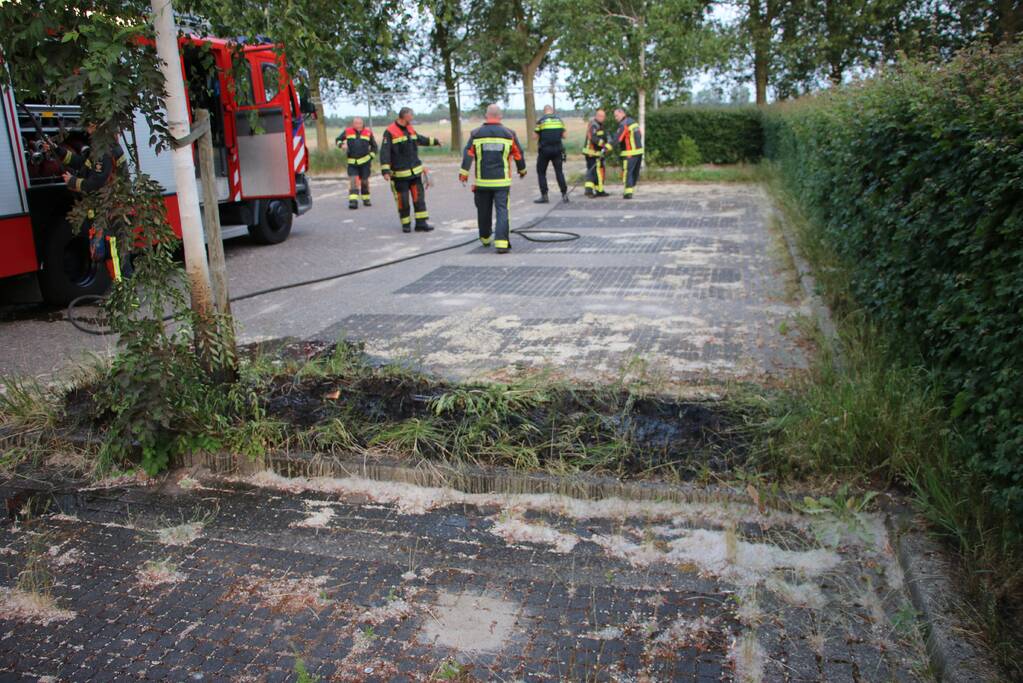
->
[459,104,527,254]
[533,105,568,204]
[583,108,612,198]
[336,117,377,209]
[613,108,644,199]
[380,107,442,233]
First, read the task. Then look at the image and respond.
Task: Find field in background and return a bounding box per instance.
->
[308,116,590,154]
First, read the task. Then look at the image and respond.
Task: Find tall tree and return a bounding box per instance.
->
[420,0,469,152]
[559,0,715,133]
[468,0,561,151]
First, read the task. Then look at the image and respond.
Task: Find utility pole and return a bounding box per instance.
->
[550,74,557,111]
[151,0,220,366]
[367,95,374,129]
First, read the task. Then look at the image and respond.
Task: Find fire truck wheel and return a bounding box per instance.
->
[248,199,293,245]
[38,220,112,306]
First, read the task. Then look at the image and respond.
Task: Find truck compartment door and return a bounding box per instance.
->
[235,107,291,198]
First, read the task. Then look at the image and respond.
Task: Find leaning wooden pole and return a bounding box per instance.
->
[194,109,231,318]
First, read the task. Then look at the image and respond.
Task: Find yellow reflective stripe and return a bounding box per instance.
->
[349,193,359,200]
[349,154,373,165]
[381,164,391,170]
[473,137,512,145]
[414,211,429,219]
[495,240,509,249]
[390,135,408,143]
[537,121,565,130]
[109,237,121,282]
[392,164,424,178]
[475,178,512,188]
[346,134,357,139]
[620,148,644,157]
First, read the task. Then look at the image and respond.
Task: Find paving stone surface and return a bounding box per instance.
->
[0,474,929,681]
[1,170,805,387]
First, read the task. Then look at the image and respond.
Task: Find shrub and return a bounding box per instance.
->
[646,106,762,164]
[674,135,703,167]
[763,43,1023,515]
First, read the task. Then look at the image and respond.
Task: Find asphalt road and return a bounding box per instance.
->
[0,161,806,386]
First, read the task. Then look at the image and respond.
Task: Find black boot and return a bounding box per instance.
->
[348,200,358,210]
[402,223,412,233]
[533,193,549,204]
[595,190,610,197]
[363,198,372,207]
[415,222,434,232]
[585,189,594,197]
[561,192,570,203]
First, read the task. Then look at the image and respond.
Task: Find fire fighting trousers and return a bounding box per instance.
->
[537,148,567,196]
[348,162,372,202]
[622,155,642,196]
[474,187,511,249]
[585,156,607,194]
[390,176,429,228]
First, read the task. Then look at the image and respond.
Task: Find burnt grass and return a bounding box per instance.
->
[256,341,748,479]
[64,340,750,480]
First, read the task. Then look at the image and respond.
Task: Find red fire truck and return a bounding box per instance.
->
[0,35,313,304]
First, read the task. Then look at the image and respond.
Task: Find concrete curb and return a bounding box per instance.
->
[886,514,1002,682]
[174,449,799,511]
[771,207,842,360]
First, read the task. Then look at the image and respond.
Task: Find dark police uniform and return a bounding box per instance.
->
[534,113,567,201]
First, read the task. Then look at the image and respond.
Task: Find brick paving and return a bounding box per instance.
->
[1,476,928,681]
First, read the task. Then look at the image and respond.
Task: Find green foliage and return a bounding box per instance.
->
[763,44,1023,516]
[646,107,763,165]
[673,135,702,167]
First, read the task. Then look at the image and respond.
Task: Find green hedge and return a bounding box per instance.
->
[646,106,763,165]
[763,45,1023,513]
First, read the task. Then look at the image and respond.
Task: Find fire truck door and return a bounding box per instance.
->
[235,51,294,198]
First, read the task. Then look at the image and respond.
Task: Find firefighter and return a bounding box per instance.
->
[533,105,568,204]
[614,108,644,199]
[335,117,377,209]
[379,107,442,233]
[459,104,527,254]
[47,122,128,280]
[583,108,612,198]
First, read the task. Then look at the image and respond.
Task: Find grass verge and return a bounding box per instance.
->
[757,165,1023,678]
[644,163,762,183]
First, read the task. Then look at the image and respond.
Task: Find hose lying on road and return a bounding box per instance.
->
[67,184,582,336]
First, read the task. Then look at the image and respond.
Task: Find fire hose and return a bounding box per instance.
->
[66,182,582,336]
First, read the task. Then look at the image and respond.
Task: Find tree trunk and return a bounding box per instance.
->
[750,0,769,105]
[309,75,329,154]
[521,37,554,154]
[522,66,537,153]
[151,0,214,330]
[437,27,462,152]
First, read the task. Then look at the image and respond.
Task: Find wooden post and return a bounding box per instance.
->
[194,108,231,317]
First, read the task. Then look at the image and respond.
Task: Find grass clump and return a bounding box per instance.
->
[757,170,1023,678]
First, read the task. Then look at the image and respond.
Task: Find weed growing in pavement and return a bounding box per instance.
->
[293,655,320,683]
[432,659,469,681]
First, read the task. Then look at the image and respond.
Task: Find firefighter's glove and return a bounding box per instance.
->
[382,172,391,181]
[518,169,528,178]
[459,172,468,187]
